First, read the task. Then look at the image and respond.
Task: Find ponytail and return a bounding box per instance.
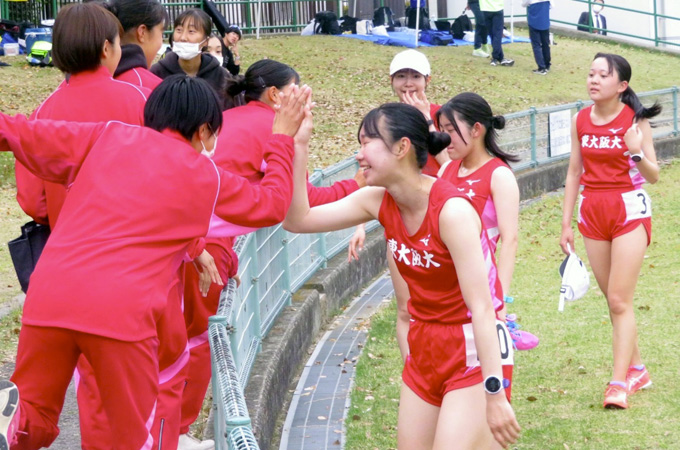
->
[427,131,451,156]
[436,92,519,164]
[593,52,662,122]
[621,86,662,122]
[223,59,299,111]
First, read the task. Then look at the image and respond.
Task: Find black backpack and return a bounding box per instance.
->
[373,6,395,31]
[451,11,472,39]
[406,7,430,30]
[339,15,358,34]
[314,11,341,35]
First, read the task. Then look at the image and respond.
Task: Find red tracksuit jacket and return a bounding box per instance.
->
[1,115,295,341]
[14,66,150,228]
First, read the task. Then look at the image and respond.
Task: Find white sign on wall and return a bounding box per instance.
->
[549,109,572,157]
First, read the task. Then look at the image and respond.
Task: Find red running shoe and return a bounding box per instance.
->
[626,366,652,395]
[603,384,628,409]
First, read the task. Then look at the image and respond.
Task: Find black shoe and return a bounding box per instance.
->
[490,59,500,66]
[500,58,515,66]
[532,69,548,75]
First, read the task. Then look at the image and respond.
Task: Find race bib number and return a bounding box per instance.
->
[621,189,652,221]
[463,320,515,368]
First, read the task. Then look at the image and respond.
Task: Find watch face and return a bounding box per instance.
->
[632,154,642,162]
[485,376,502,393]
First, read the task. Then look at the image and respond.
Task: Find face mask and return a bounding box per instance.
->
[173,42,202,60]
[213,54,224,66]
[593,5,603,13]
[201,134,218,158]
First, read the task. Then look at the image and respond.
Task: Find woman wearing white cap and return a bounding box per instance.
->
[388,49,449,176]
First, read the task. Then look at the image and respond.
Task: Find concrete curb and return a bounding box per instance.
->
[244,231,387,450]
[242,136,679,450]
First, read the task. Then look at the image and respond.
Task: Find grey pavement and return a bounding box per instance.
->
[0,362,80,449]
[278,273,393,450]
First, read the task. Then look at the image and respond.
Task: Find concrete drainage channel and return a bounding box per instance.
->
[279,274,394,450]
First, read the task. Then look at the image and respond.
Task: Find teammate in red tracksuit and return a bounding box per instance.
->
[74,1,198,447]
[0,76,311,449]
[561,53,661,410]
[283,103,519,449]
[180,60,360,437]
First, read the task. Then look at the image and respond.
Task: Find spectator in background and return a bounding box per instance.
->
[467,0,490,58]
[480,0,514,66]
[523,0,551,75]
[578,0,607,36]
[221,25,241,75]
[151,8,229,108]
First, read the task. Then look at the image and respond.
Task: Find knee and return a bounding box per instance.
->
[607,293,632,316]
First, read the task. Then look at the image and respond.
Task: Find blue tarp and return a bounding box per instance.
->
[340,31,530,49]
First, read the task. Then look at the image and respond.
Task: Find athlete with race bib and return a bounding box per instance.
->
[560,53,661,410]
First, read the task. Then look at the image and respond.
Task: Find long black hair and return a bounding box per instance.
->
[593,52,662,122]
[145,75,223,140]
[358,103,450,169]
[436,92,519,164]
[224,59,300,110]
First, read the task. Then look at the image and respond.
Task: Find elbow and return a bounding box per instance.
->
[282,218,302,233]
[646,171,660,185]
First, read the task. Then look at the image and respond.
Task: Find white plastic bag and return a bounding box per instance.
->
[372,25,389,36]
[356,19,373,35]
[558,244,590,312]
[301,20,316,36]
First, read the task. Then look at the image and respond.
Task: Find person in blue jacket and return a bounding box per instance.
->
[522,0,551,75]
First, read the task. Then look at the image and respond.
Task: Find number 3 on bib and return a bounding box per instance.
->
[622,189,651,221]
[463,320,515,368]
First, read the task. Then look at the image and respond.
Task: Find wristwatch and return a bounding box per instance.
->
[484,375,504,395]
[630,152,644,163]
[426,119,434,126]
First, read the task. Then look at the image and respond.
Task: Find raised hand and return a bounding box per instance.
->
[272,84,312,137]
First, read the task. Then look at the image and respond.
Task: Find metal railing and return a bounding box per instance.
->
[3,0,678,41]
[207,87,678,449]
[552,0,680,49]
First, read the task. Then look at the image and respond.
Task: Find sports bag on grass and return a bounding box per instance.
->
[314,11,341,35]
[420,29,453,46]
[451,10,472,39]
[8,221,51,293]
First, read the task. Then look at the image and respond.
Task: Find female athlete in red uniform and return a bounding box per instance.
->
[348,51,450,354]
[436,92,538,351]
[0,75,311,450]
[285,103,520,449]
[561,53,661,409]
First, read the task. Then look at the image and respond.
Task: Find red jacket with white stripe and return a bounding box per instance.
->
[1,115,294,341]
[15,66,150,229]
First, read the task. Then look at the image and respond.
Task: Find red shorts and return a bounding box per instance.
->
[402,319,513,407]
[578,189,652,245]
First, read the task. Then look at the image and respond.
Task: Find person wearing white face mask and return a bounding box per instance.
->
[204,34,224,66]
[578,0,607,36]
[151,8,229,109]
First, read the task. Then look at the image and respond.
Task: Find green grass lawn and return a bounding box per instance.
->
[0,30,678,180]
[346,160,680,450]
